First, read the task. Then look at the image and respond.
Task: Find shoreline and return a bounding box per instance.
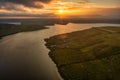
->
[0,24,48,39]
[45,26,120,80]
[1,22,120,39]
[45,39,65,80]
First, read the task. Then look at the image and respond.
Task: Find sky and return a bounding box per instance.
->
[0,0,120,18]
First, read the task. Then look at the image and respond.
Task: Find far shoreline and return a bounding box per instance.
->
[0,24,48,39]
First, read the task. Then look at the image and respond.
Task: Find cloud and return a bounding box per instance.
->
[0,0,55,8]
[0,3,27,12]
[0,0,120,19]
[78,0,90,4]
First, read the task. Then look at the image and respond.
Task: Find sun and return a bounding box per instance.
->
[55,7,69,17]
[58,9,64,14]
[56,7,66,15]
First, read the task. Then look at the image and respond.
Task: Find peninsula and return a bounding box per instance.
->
[46,26,120,80]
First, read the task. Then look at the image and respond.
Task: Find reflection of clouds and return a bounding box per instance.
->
[56,25,68,39]
[53,24,81,39]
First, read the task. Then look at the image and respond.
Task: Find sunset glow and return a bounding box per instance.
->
[0,0,120,18]
[58,9,64,14]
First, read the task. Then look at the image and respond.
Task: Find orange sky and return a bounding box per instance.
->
[0,0,120,18]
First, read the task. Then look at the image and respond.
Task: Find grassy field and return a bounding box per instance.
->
[0,24,47,39]
[46,27,120,80]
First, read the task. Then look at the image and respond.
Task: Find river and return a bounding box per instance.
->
[0,23,120,80]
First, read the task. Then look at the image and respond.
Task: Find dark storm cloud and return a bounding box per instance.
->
[0,0,54,8]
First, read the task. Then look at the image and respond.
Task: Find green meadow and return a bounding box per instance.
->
[46,27,120,80]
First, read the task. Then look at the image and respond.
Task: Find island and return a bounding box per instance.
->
[45,27,120,80]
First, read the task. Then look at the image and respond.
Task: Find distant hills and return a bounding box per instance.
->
[0,18,120,25]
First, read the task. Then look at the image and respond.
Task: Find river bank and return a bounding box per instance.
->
[0,24,47,39]
[46,26,120,80]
